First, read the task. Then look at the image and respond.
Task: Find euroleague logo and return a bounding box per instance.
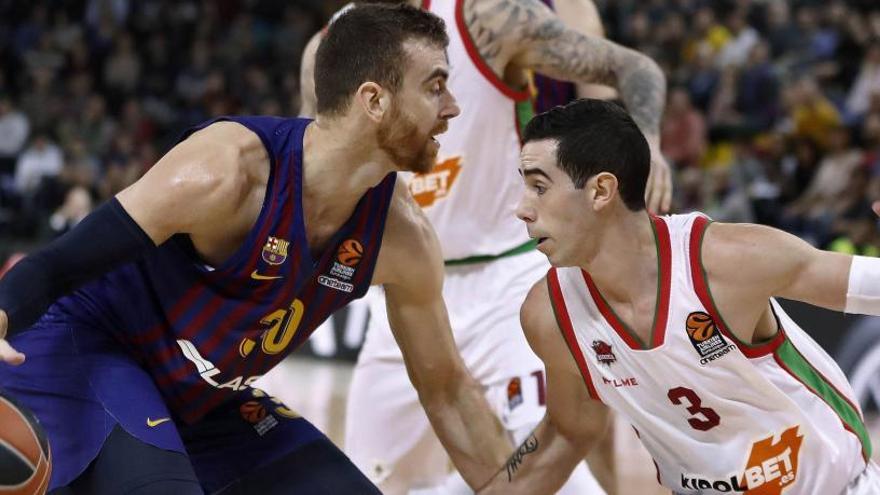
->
[319,238,363,293]
[686,311,735,365]
[686,311,716,341]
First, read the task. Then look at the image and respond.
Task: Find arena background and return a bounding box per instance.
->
[2,0,880,458]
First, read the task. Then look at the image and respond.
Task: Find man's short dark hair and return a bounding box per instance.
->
[315,3,448,116]
[522,99,650,211]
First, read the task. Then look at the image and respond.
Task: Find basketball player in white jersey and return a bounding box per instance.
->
[476,98,880,494]
[293,2,669,493]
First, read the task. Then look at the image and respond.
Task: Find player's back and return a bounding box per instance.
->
[548,212,870,494]
[49,116,397,423]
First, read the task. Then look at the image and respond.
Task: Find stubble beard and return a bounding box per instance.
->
[377,103,436,174]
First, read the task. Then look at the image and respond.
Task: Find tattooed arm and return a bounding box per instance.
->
[463,0,671,212]
[552,0,617,100]
[479,278,611,493]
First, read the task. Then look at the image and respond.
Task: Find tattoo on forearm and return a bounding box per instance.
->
[464,0,666,137]
[505,434,539,482]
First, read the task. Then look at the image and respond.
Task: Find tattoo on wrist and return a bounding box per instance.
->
[506,434,539,481]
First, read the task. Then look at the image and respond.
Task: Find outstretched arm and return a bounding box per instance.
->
[464,0,670,212]
[374,182,511,488]
[698,221,880,345]
[479,278,610,493]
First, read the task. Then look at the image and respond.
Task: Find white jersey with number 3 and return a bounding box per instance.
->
[548,212,870,495]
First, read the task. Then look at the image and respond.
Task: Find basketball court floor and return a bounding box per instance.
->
[258,354,880,494]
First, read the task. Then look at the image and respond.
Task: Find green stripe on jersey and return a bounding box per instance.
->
[776,339,872,459]
[515,99,535,139]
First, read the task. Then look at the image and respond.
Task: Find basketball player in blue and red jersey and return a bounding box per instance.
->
[0,5,514,494]
[297,1,668,494]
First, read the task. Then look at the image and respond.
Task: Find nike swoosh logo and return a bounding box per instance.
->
[147,417,171,427]
[251,270,283,281]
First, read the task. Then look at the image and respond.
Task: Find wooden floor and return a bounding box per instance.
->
[256,356,880,495]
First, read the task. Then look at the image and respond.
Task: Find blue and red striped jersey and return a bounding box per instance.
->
[532,0,578,113]
[53,117,397,422]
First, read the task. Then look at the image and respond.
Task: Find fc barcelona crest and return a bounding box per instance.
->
[262,236,290,265]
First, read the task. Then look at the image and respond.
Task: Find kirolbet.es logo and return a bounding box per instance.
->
[680,425,803,494]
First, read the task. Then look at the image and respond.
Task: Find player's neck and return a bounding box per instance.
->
[583,210,658,303]
[303,118,396,202]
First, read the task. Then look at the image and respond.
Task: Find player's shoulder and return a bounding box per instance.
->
[520,275,556,337]
[384,175,436,245]
[373,176,443,286]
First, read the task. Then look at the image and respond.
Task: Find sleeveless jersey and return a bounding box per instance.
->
[415,0,536,262]
[548,212,870,494]
[53,117,396,423]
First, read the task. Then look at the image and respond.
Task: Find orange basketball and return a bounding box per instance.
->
[0,393,51,495]
[686,312,716,341]
[239,401,267,424]
[336,239,364,267]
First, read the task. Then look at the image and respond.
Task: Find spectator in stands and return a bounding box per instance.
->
[784,125,863,245]
[0,95,30,177]
[846,41,880,121]
[14,132,62,199]
[788,76,843,150]
[661,86,707,168]
[736,40,781,131]
[718,8,760,68]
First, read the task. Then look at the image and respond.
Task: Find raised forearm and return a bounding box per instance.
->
[418,372,511,489]
[615,52,666,141]
[478,417,588,494]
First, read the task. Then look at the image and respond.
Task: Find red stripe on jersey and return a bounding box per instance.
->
[688,216,785,357]
[454,0,530,101]
[581,215,672,350]
[547,268,600,401]
[581,271,642,350]
[651,215,672,348]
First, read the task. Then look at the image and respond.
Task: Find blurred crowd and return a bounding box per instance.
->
[2,0,880,260]
[604,0,880,255]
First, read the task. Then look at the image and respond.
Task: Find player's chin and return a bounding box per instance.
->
[408,144,438,174]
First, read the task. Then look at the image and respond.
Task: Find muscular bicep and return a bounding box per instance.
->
[116,122,260,245]
[703,222,851,313]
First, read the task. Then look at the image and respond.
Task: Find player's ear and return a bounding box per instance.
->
[355,82,390,123]
[591,172,618,211]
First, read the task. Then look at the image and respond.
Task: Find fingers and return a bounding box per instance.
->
[659,159,672,213]
[873,201,880,218]
[0,339,25,366]
[645,158,673,214]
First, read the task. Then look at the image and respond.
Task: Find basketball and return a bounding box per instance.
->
[239,401,267,424]
[686,312,716,341]
[0,393,51,495]
[336,239,364,267]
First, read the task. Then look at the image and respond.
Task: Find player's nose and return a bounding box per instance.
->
[516,199,535,223]
[441,91,460,120]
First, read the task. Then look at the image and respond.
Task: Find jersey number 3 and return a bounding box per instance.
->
[667,387,720,431]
